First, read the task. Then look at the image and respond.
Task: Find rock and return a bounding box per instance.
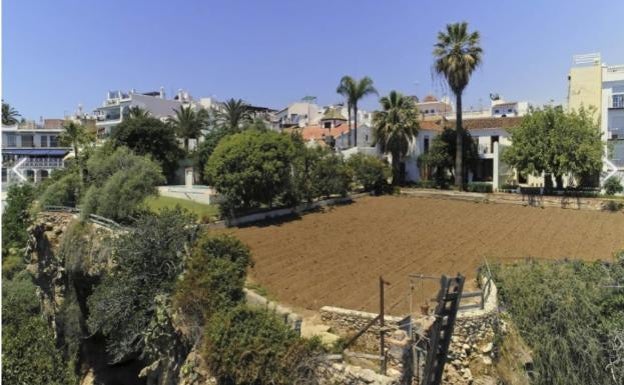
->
[482,355,493,365]
[481,342,493,353]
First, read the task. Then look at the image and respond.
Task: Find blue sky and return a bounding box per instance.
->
[3,0,624,119]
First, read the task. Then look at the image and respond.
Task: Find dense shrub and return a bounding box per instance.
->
[81,146,165,222]
[465,181,493,193]
[310,151,352,198]
[206,130,295,215]
[203,306,322,385]
[604,176,624,196]
[2,272,71,385]
[87,208,194,362]
[174,234,252,329]
[39,173,81,207]
[493,259,624,385]
[2,183,35,253]
[347,153,390,193]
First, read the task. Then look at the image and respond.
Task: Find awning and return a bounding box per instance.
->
[2,148,70,156]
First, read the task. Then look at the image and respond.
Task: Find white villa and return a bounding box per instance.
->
[2,119,71,185]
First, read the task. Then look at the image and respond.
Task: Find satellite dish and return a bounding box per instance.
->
[489,93,500,101]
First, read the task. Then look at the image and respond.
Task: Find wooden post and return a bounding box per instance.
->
[379,276,390,375]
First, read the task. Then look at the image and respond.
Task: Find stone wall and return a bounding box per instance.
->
[320,306,408,353]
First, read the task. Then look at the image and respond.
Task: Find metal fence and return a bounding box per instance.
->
[42,205,124,230]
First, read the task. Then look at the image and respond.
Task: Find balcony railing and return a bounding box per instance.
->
[3,158,64,169]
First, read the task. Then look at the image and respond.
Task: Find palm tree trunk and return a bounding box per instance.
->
[347,105,352,147]
[391,151,400,185]
[353,104,358,148]
[455,93,464,190]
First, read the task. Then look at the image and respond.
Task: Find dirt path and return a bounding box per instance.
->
[225,196,624,315]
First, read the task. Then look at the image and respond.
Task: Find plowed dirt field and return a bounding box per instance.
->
[226,196,624,315]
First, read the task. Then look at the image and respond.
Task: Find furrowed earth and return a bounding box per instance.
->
[225,196,624,315]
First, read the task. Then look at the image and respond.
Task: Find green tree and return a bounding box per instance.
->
[169,105,209,152]
[336,76,377,147]
[2,100,21,125]
[372,90,420,184]
[194,127,229,183]
[111,111,182,180]
[310,150,352,199]
[60,121,92,160]
[87,208,194,362]
[347,153,391,193]
[81,146,165,221]
[1,183,35,255]
[502,106,603,189]
[433,22,483,189]
[205,130,295,215]
[419,127,478,186]
[215,98,251,133]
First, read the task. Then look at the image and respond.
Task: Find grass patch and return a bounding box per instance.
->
[144,195,219,222]
[245,281,276,301]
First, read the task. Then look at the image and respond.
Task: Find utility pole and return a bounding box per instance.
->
[379,276,390,375]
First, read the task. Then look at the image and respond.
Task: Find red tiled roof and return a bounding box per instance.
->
[419,116,523,132]
[289,123,350,142]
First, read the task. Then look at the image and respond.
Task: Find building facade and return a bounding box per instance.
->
[2,121,71,186]
[568,53,624,183]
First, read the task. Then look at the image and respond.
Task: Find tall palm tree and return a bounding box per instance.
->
[2,101,21,125]
[336,76,377,147]
[60,121,89,159]
[372,91,420,185]
[216,98,251,133]
[60,121,92,185]
[433,22,482,189]
[169,105,208,152]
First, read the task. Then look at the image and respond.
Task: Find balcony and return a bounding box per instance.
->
[3,157,64,169]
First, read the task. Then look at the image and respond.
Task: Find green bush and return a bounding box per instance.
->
[465,182,493,193]
[87,208,194,362]
[39,173,81,207]
[493,259,624,385]
[174,234,252,328]
[2,183,35,258]
[601,200,624,212]
[206,130,295,215]
[310,151,352,199]
[203,306,322,385]
[347,153,390,194]
[2,272,71,385]
[81,146,165,222]
[604,176,624,196]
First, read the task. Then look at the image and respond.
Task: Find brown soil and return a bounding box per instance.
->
[225,196,624,315]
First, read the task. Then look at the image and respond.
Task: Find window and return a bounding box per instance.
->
[21,134,34,147]
[40,135,48,147]
[324,122,331,129]
[424,137,430,153]
[494,109,500,114]
[613,94,624,109]
[507,108,512,113]
[49,135,59,147]
[5,133,17,147]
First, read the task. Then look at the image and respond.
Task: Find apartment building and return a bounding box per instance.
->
[568,52,624,183]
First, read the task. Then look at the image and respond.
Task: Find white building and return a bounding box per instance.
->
[2,120,71,185]
[93,88,186,138]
